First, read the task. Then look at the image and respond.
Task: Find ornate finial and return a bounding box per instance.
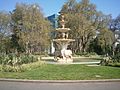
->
[59,12,66,28]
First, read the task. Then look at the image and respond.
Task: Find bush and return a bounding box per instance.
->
[100,54,120,67]
[0,54,39,65]
[21,61,45,71]
[0,64,22,72]
[74,52,98,57]
[19,54,38,64]
[108,63,120,67]
[0,60,45,72]
[0,54,42,72]
[112,53,120,63]
[100,57,111,66]
[0,54,4,64]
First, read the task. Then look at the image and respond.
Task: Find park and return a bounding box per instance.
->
[0,0,120,90]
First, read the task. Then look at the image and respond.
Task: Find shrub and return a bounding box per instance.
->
[21,54,39,64]
[21,61,46,71]
[0,65,22,72]
[108,63,120,67]
[112,53,120,63]
[0,54,42,72]
[100,57,110,66]
[0,54,4,64]
[74,52,98,57]
[100,54,120,67]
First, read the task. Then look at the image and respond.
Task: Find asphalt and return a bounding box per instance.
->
[0,79,120,90]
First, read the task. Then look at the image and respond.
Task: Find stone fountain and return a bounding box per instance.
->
[53,12,75,63]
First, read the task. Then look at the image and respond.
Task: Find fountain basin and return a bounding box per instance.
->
[56,28,70,32]
[57,58,73,64]
[53,39,75,43]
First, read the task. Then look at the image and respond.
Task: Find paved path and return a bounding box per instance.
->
[45,61,100,64]
[41,56,101,59]
[0,80,120,90]
[41,57,101,64]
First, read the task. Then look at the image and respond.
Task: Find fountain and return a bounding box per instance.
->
[53,12,75,63]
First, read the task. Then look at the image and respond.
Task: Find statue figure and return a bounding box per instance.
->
[62,33,66,39]
[61,49,72,60]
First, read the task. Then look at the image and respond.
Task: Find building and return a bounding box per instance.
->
[114,30,120,47]
[47,14,58,55]
[47,14,58,28]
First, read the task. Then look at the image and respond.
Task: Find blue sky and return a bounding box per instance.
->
[0,0,120,18]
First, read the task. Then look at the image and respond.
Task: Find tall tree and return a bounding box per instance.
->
[0,11,11,53]
[10,3,25,53]
[60,0,111,53]
[10,3,51,54]
[95,28,115,55]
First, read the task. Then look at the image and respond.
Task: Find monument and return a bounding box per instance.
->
[53,12,75,63]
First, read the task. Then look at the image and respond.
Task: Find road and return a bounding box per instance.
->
[0,81,120,90]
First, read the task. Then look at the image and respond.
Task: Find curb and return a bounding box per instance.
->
[0,78,120,83]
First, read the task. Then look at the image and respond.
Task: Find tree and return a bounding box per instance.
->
[60,0,111,53]
[95,29,115,55]
[109,14,120,55]
[0,11,11,53]
[10,4,25,53]
[10,3,51,54]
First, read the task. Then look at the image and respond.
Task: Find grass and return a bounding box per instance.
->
[0,64,120,80]
[73,57,102,62]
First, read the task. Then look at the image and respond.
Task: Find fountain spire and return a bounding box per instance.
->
[61,14,65,28]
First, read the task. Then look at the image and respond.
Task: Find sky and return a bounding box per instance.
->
[0,0,120,18]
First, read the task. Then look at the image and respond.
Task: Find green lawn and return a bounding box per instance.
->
[73,57,102,62]
[0,64,120,80]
